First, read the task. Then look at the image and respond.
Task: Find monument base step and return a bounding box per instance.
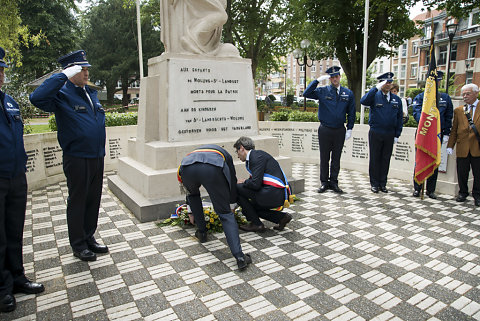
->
[108,174,305,223]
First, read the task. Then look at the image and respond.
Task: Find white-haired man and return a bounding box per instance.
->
[447,83,480,205]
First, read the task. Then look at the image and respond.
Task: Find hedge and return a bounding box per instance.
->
[48,112,138,131]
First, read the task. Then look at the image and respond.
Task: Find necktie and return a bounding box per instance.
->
[335,89,339,100]
[246,160,249,171]
[384,94,388,102]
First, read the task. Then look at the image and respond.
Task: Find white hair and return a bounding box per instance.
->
[462,83,479,93]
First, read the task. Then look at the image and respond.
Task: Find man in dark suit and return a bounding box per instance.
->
[234,137,293,232]
[0,47,44,313]
[447,84,480,206]
[178,144,251,270]
[303,66,356,194]
[412,71,453,199]
[360,72,403,193]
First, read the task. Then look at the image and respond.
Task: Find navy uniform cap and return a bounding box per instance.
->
[437,70,444,80]
[0,47,8,68]
[326,66,341,77]
[377,72,394,82]
[58,50,91,69]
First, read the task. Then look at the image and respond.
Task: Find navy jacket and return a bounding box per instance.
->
[0,91,27,178]
[29,73,105,158]
[360,87,403,137]
[303,80,356,129]
[412,92,453,136]
[180,144,237,203]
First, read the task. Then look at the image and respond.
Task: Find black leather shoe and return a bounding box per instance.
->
[475,199,480,206]
[237,253,252,270]
[73,249,97,261]
[456,195,467,202]
[239,223,266,233]
[274,214,292,231]
[195,230,208,243]
[331,184,343,194]
[88,242,109,254]
[13,280,45,295]
[412,190,420,197]
[426,192,437,199]
[0,294,15,313]
[317,184,329,193]
[380,186,388,193]
[371,186,379,193]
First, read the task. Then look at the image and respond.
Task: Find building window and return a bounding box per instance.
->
[400,65,406,78]
[393,65,398,76]
[400,86,405,96]
[438,45,448,65]
[300,65,305,72]
[299,76,305,84]
[379,61,384,73]
[410,64,417,78]
[373,62,377,73]
[466,71,473,84]
[425,50,430,65]
[451,43,457,61]
[311,64,316,72]
[412,42,418,55]
[319,65,323,72]
[425,25,432,38]
[401,44,407,57]
[469,41,477,59]
[470,11,480,27]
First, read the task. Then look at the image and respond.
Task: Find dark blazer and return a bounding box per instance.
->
[181,144,237,202]
[447,105,480,158]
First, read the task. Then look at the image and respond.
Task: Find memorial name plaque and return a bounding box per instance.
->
[168,59,258,142]
[26,148,39,173]
[392,141,412,162]
[109,138,121,160]
[351,137,368,159]
[43,145,63,169]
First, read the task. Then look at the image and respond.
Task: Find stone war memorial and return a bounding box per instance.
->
[108,0,303,222]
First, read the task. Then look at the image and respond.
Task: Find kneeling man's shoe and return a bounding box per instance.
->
[13,280,45,295]
[73,249,97,261]
[237,254,252,270]
[426,192,437,199]
[317,184,329,193]
[88,242,109,254]
[239,223,266,233]
[0,294,15,313]
[412,190,420,197]
[274,214,292,231]
[456,195,467,202]
[195,230,208,243]
[371,186,379,193]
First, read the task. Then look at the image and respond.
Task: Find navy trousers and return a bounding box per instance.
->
[63,154,104,252]
[181,163,243,259]
[0,172,28,296]
[318,125,346,185]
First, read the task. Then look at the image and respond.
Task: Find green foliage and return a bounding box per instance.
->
[270,109,318,122]
[224,0,305,79]
[403,115,418,128]
[286,94,294,107]
[355,112,369,125]
[268,94,276,101]
[423,0,480,18]
[48,112,138,131]
[406,88,423,99]
[3,74,37,133]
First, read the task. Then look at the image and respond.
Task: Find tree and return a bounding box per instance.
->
[423,0,480,18]
[223,0,304,79]
[82,0,163,105]
[15,0,80,81]
[301,0,419,110]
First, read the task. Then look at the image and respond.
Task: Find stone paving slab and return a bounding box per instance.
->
[4,163,480,320]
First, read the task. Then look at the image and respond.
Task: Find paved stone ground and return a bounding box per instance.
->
[4,163,480,321]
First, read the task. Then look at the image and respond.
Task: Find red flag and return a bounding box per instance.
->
[414,27,441,184]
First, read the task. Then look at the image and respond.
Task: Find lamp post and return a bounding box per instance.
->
[293,39,314,111]
[284,65,287,98]
[445,22,458,95]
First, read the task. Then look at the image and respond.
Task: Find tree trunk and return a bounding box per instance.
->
[106,79,117,105]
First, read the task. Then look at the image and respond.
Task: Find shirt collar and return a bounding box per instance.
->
[246,150,252,162]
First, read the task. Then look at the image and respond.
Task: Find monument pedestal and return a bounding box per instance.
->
[108,54,304,222]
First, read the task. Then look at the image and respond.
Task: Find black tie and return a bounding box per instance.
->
[246,160,249,171]
[335,89,339,100]
[384,94,388,102]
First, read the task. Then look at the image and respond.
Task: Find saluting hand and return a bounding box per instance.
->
[62,65,82,79]
[376,80,387,91]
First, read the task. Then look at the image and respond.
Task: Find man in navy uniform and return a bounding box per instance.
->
[0,47,44,313]
[412,70,453,198]
[178,144,251,270]
[360,72,403,193]
[234,136,293,232]
[303,66,356,194]
[30,50,108,262]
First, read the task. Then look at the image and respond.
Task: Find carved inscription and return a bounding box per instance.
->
[393,141,412,162]
[43,146,63,169]
[26,149,39,173]
[109,138,121,160]
[351,137,368,159]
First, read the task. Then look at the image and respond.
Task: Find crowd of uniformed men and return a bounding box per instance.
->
[0,46,478,313]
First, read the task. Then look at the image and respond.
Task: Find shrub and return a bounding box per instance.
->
[270,109,292,121]
[48,112,138,131]
[406,88,423,99]
[286,94,294,107]
[288,111,318,122]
